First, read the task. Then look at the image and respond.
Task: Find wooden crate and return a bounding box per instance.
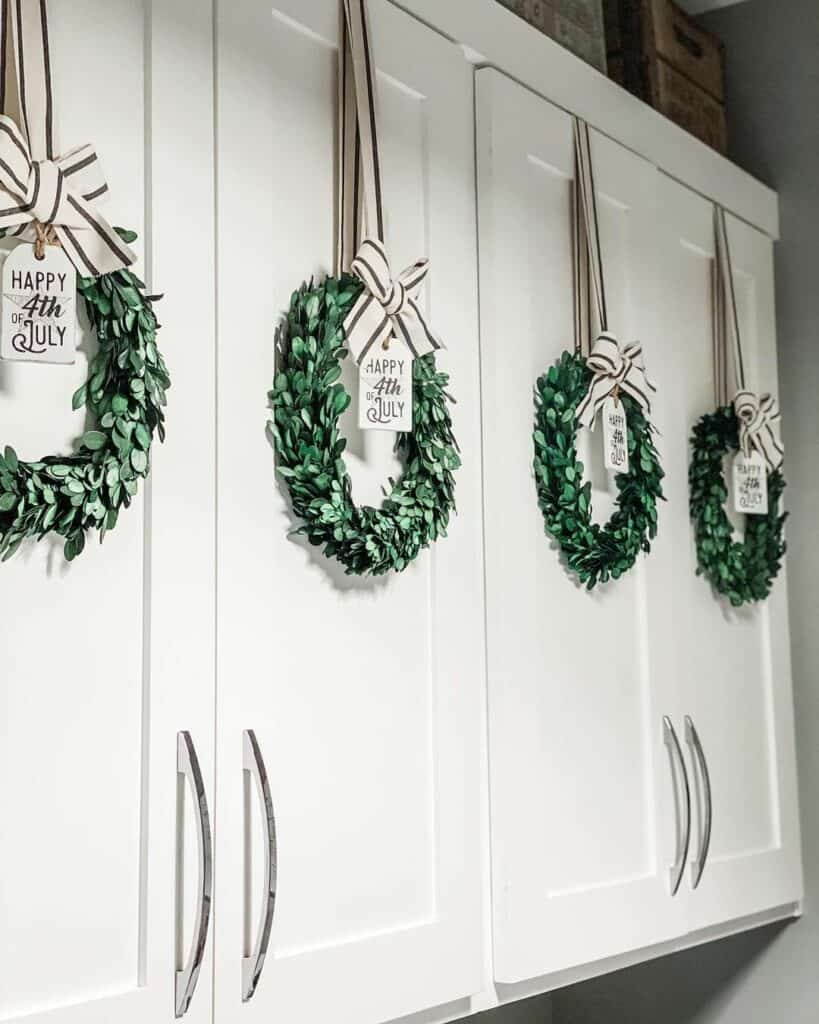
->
[604,0,727,152]
[648,59,727,151]
[496,0,608,73]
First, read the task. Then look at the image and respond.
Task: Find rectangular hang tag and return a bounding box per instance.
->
[1,244,76,365]
[358,337,413,432]
[602,394,629,473]
[733,451,768,516]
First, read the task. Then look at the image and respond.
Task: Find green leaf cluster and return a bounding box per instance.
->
[0,227,170,562]
[689,405,786,606]
[532,350,664,589]
[268,275,459,576]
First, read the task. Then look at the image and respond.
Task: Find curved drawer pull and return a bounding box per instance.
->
[663,716,691,897]
[242,729,278,1001]
[685,715,713,890]
[176,731,213,1018]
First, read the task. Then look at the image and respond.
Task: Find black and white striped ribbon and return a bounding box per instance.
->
[714,205,784,470]
[575,332,655,430]
[573,118,607,353]
[573,117,654,427]
[0,0,135,276]
[713,205,744,403]
[337,0,443,365]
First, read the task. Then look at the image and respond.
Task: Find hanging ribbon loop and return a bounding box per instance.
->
[344,238,441,364]
[575,332,655,430]
[0,0,134,276]
[734,389,784,471]
[337,0,443,362]
[573,118,607,352]
[713,205,785,469]
[571,118,655,430]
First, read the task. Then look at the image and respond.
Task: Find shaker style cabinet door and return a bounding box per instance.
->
[476,68,685,985]
[658,173,803,933]
[0,3,217,1024]
[215,2,484,1022]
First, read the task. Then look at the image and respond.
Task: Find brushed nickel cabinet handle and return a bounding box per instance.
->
[685,715,713,890]
[664,716,691,897]
[176,731,213,1018]
[242,729,278,1002]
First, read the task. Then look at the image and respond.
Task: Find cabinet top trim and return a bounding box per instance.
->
[392,0,779,240]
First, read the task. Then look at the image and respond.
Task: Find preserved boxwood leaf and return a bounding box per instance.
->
[0,226,170,562]
[689,405,786,606]
[533,350,664,589]
[269,275,459,577]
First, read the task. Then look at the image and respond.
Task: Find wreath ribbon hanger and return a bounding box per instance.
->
[571,117,654,430]
[336,0,442,365]
[713,204,783,470]
[0,0,134,276]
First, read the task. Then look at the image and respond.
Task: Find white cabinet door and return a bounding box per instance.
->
[658,173,803,933]
[477,68,685,985]
[214,2,484,1023]
[0,3,216,1024]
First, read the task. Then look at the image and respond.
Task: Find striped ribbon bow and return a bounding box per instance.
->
[734,389,784,471]
[337,2,443,367]
[575,332,656,430]
[344,237,442,364]
[0,0,135,276]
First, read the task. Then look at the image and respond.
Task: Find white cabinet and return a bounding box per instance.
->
[476,65,802,992]
[476,67,683,985]
[214,1,484,1023]
[0,2,216,1024]
[0,2,804,1023]
[658,172,803,934]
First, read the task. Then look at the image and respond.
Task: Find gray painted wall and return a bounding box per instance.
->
[553,0,819,1020]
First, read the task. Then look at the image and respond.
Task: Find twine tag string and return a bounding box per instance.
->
[33,220,58,260]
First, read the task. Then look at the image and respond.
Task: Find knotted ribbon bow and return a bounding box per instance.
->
[0,116,134,276]
[0,0,135,277]
[734,389,784,471]
[575,332,656,430]
[343,238,443,364]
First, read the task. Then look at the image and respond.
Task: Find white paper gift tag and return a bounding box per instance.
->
[602,395,629,473]
[1,244,76,364]
[358,338,413,432]
[733,451,768,516]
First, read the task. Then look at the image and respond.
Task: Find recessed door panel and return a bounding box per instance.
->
[477,68,683,985]
[215,2,484,1021]
[658,174,802,930]
[0,3,217,1024]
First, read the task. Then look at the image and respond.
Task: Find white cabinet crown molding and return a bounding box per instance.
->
[390,0,779,240]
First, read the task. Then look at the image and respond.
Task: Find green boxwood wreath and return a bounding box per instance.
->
[689,405,786,606]
[268,274,459,576]
[0,228,169,562]
[533,350,664,589]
